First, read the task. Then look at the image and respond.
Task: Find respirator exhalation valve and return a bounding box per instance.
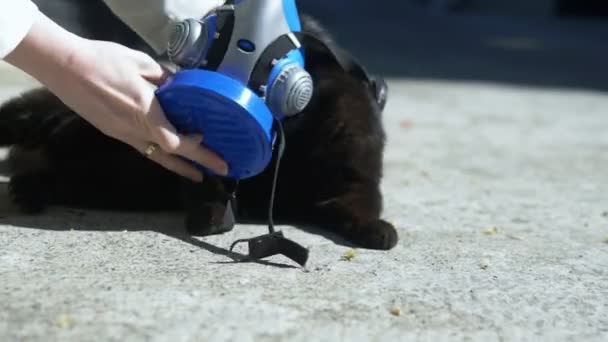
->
[267,62,313,117]
[167,18,210,69]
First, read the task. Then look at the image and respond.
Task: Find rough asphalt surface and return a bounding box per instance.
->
[1,8,608,342]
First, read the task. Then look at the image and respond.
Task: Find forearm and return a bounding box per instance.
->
[4,11,83,90]
[1,0,227,181]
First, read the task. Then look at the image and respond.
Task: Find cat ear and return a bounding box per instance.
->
[370,77,388,112]
[297,18,388,112]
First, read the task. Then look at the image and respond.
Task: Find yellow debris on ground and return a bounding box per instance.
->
[484,227,499,235]
[55,314,73,329]
[341,249,357,261]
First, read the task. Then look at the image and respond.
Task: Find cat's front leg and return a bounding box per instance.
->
[313,182,398,250]
[180,176,237,236]
[8,170,55,214]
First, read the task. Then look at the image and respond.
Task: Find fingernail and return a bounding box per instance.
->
[218,162,229,176]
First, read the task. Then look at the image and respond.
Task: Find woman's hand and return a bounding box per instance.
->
[4,12,228,182]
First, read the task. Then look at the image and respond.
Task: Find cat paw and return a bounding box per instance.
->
[185,202,235,237]
[350,219,398,250]
[8,173,50,213]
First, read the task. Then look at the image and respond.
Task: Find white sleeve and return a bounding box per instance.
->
[102,0,224,55]
[0,0,41,59]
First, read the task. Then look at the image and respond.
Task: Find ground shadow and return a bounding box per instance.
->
[236,216,357,249]
[0,191,302,269]
[0,183,356,269]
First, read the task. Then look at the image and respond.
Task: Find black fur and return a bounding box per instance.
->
[0,13,398,250]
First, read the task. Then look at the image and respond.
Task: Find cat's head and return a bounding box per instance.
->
[299,14,388,115]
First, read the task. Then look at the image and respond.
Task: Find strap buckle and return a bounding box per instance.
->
[229,231,309,267]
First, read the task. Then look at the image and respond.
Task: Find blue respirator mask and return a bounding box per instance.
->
[154,0,388,267]
[155,0,313,180]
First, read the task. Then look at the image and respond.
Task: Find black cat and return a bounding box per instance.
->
[0,12,398,250]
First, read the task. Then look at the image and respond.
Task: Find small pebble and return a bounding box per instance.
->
[390,308,402,316]
[400,120,413,129]
[511,217,529,224]
[506,234,523,241]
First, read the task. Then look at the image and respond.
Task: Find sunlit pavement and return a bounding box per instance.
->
[1,16,608,340]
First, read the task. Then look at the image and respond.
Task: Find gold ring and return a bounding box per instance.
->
[143,143,158,157]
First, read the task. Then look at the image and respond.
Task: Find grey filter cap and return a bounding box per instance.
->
[267,63,313,116]
[167,19,209,69]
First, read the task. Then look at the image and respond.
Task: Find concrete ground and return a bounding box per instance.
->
[1,10,608,342]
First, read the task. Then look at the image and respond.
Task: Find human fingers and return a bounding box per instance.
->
[130,138,204,183]
[145,98,229,176]
[132,51,173,86]
[142,62,173,86]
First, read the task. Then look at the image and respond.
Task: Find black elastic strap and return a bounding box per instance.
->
[229,231,308,266]
[228,119,309,267]
[267,119,286,234]
[204,10,235,70]
[248,34,300,94]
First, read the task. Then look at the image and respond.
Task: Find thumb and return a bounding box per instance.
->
[135,52,173,86]
[142,63,173,86]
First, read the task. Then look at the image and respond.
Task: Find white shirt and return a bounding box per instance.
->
[0,0,223,59]
[0,0,40,59]
[102,0,224,54]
